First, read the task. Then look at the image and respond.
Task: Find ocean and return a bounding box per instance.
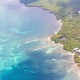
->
[0,0,80,80]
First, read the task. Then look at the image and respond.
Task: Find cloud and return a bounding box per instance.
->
[0,0,28,71]
[0,0,24,9]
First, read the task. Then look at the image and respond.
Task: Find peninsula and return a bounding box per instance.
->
[22,0,80,67]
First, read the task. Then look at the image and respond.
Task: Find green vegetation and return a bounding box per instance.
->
[25,0,80,66]
[74,54,80,67]
[26,0,69,12]
[51,16,80,51]
[74,54,80,63]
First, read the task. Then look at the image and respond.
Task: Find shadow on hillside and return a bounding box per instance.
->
[56,0,80,12]
[20,0,39,5]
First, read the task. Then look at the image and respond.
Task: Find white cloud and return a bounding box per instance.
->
[0,0,19,5]
[0,0,24,9]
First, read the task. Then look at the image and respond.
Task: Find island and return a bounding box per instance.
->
[22,0,80,67]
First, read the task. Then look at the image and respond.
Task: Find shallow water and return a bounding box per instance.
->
[0,0,80,80]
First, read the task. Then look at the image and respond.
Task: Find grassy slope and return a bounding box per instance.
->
[26,0,80,65]
[27,0,69,12]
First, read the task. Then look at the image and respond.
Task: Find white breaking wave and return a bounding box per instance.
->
[32,45,52,52]
[25,39,39,44]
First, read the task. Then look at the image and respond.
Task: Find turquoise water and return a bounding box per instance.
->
[0,0,80,80]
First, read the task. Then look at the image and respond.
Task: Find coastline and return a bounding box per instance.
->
[0,0,80,80]
[29,6,79,68]
[24,4,80,76]
[42,36,80,76]
[25,5,76,58]
[50,19,63,38]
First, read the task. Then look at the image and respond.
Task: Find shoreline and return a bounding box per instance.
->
[24,5,80,76]
[41,36,80,76]
[49,19,63,38]
[27,5,80,66]
[26,5,75,56]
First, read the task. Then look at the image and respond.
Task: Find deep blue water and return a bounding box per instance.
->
[0,0,80,80]
[1,51,65,80]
